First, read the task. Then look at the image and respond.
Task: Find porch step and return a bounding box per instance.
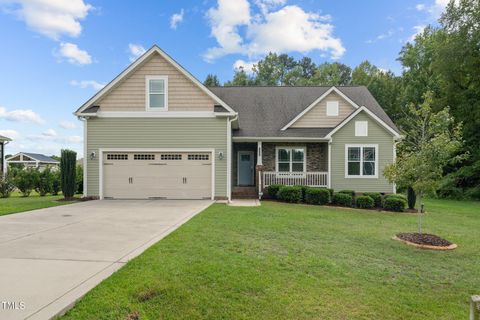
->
[232,186,257,199]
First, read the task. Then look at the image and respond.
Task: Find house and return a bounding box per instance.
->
[75,45,401,201]
[6,152,60,171]
[0,135,11,176]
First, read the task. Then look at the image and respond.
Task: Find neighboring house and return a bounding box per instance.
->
[6,152,60,171]
[0,135,11,176]
[75,45,401,201]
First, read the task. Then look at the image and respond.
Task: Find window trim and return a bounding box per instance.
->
[344,144,378,178]
[326,101,339,116]
[355,121,368,136]
[145,75,168,111]
[275,146,307,173]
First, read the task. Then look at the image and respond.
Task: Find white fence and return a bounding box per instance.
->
[263,171,328,187]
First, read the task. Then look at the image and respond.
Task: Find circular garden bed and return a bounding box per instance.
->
[393,232,457,250]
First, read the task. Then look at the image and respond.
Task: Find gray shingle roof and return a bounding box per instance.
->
[209,86,399,138]
[22,153,59,163]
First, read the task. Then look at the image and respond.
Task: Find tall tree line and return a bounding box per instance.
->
[203,0,480,199]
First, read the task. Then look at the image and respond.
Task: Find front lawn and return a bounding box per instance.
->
[0,192,73,216]
[62,199,479,319]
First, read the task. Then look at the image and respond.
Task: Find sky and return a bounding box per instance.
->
[0,0,450,158]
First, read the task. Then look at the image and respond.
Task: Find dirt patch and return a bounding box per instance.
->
[394,233,457,250]
[125,311,140,320]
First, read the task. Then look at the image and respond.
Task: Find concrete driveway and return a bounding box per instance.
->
[0,200,212,320]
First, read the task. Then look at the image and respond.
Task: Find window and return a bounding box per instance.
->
[188,154,209,161]
[160,154,182,160]
[326,101,339,116]
[134,154,155,160]
[345,145,377,178]
[146,76,168,110]
[355,121,368,136]
[276,147,305,172]
[107,154,128,160]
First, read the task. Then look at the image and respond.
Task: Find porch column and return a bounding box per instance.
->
[256,141,265,197]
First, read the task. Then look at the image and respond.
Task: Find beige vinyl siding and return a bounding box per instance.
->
[86,117,228,198]
[330,111,395,193]
[97,53,216,112]
[291,92,355,128]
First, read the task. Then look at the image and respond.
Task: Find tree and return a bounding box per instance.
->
[203,74,220,87]
[384,92,467,232]
[14,168,38,197]
[60,149,77,199]
[253,52,296,85]
[224,67,253,86]
[352,61,404,122]
[310,62,352,86]
[35,167,54,196]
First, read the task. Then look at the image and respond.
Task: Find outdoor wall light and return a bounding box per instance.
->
[218,151,224,160]
[90,151,96,160]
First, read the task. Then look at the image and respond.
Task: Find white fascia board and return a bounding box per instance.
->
[232,137,330,142]
[74,45,236,115]
[325,106,401,139]
[281,86,360,131]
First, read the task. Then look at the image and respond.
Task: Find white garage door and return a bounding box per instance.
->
[103,152,212,199]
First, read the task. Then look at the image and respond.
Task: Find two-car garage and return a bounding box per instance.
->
[101,150,213,200]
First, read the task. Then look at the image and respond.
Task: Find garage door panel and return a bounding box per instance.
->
[103,152,212,199]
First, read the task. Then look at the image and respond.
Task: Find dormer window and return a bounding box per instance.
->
[326,101,339,116]
[146,76,168,110]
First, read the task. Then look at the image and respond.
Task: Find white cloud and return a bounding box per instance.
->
[416,0,459,19]
[128,43,146,62]
[409,25,426,41]
[233,59,257,74]
[204,0,251,61]
[64,135,82,143]
[42,128,57,137]
[204,1,345,61]
[59,120,76,129]
[170,9,184,29]
[57,42,92,65]
[0,0,93,40]
[0,106,46,124]
[0,129,20,140]
[70,80,104,90]
[366,29,395,44]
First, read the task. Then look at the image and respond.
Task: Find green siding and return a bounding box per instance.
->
[330,111,395,193]
[86,117,228,198]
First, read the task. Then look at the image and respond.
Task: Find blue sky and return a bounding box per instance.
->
[0,0,448,158]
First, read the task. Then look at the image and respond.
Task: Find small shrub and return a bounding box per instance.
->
[14,168,38,197]
[356,195,375,209]
[363,192,382,207]
[267,184,282,199]
[384,197,407,212]
[60,149,77,199]
[51,171,61,195]
[407,187,416,209]
[36,167,54,196]
[76,164,83,194]
[0,175,15,198]
[277,186,302,203]
[338,190,355,197]
[385,193,407,201]
[332,192,353,207]
[298,185,309,202]
[325,188,334,199]
[305,188,330,205]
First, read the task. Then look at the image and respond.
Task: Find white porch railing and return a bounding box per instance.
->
[263,171,328,187]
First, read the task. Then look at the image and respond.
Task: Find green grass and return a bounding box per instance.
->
[61,199,480,320]
[0,192,74,216]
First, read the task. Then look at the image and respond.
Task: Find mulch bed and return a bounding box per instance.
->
[394,232,457,250]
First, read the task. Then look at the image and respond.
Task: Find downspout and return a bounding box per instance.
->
[227,114,238,202]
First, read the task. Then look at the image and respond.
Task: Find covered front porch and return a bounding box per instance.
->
[232,141,329,198]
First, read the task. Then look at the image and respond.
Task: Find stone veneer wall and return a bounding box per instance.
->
[262,142,328,172]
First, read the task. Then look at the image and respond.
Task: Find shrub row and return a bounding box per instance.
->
[0,164,83,198]
[266,185,407,212]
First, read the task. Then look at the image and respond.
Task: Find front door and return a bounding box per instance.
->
[238,151,254,186]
